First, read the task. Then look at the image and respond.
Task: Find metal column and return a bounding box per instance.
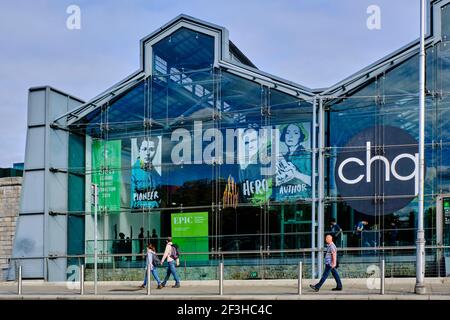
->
[380,259,385,295]
[298,261,303,295]
[415,0,426,294]
[311,97,317,279]
[93,184,98,295]
[147,266,151,295]
[17,265,22,295]
[317,97,325,277]
[219,262,224,295]
[80,264,84,295]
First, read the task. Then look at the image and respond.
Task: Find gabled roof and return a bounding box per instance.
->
[56,14,315,126]
[138,13,314,96]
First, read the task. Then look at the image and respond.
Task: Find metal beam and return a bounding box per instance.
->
[317,97,325,277]
[415,0,427,295]
[311,97,317,279]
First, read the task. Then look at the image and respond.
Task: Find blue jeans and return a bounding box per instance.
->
[162,260,180,285]
[143,267,161,286]
[315,264,342,289]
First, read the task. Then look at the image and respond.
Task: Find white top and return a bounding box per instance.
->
[161,242,174,263]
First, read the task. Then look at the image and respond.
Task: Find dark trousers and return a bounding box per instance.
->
[316,264,342,289]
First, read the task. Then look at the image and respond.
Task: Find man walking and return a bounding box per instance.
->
[160,237,181,288]
[310,234,343,292]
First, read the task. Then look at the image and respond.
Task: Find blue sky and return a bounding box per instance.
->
[0,0,420,167]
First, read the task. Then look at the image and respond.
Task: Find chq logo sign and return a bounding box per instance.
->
[335,126,420,215]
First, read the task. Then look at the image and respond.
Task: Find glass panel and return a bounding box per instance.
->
[328,96,378,148]
[381,54,419,96]
[438,42,450,94]
[437,42,450,194]
[219,205,263,252]
[68,132,85,258]
[323,198,433,248]
[70,80,146,139]
[442,3,450,42]
[152,27,214,74]
[220,70,262,115]
[107,81,145,128]
[438,145,450,193]
[151,69,216,125]
[269,203,312,250]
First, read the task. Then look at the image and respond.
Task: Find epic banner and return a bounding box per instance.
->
[171,212,209,262]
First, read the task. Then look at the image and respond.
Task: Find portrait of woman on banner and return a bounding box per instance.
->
[276,123,312,200]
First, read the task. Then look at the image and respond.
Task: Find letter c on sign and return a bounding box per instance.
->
[338,157,364,184]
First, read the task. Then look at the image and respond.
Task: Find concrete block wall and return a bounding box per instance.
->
[0,177,22,281]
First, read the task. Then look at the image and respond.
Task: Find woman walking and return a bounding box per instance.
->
[141,243,163,289]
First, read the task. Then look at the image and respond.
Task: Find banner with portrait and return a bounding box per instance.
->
[275,122,312,201]
[235,127,273,206]
[130,136,162,208]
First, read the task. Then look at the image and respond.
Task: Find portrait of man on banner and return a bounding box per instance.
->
[276,122,312,200]
[131,136,162,208]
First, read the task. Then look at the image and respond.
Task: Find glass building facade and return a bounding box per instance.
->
[10,2,450,281]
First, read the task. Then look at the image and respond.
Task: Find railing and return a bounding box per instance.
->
[3,245,450,296]
[82,227,437,260]
[81,228,434,253]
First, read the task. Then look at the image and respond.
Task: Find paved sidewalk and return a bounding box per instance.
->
[0,278,449,300]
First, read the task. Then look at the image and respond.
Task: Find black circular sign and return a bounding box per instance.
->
[335,125,420,215]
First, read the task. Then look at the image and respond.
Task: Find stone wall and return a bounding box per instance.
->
[0,177,21,281]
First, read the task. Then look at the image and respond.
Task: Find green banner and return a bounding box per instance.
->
[92,140,121,213]
[444,198,450,225]
[171,212,209,262]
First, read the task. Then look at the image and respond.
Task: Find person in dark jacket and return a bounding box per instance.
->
[330,218,342,246]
